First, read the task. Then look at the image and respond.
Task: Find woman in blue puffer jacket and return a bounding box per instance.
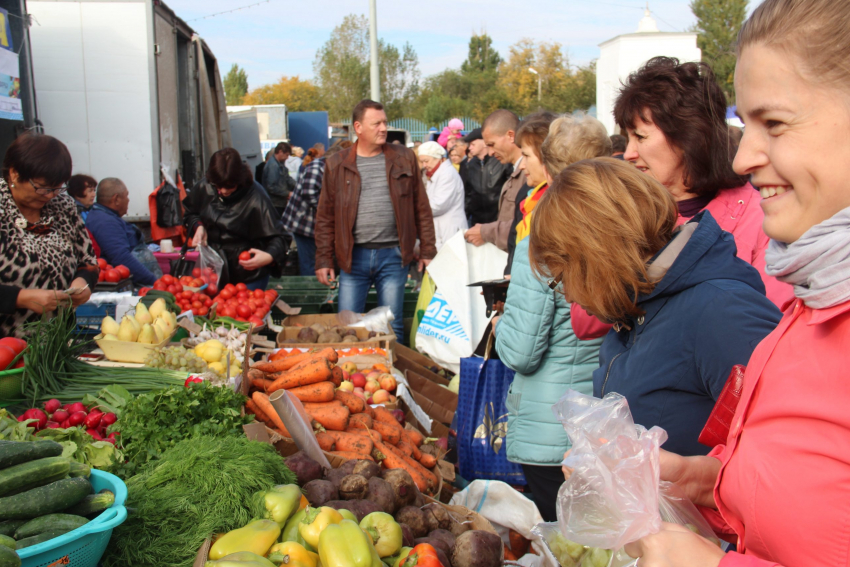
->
[494,113,612,522]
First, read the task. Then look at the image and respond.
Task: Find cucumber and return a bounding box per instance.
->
[0,477,92,520]
[0,535,13,549]
[63,490,115,517]
[14,514,88,540]
[0,441,63,470]
[14,530,70,550]
[3,471,68,497]
[0,457,70,498]
[0,521,24,538]
[0,545,20,567]
[67,460,91,478]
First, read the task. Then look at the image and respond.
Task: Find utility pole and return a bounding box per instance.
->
[369,0,380,102]
[528,67,541,103]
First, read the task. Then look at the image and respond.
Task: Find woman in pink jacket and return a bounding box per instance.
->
[622,0,850,565]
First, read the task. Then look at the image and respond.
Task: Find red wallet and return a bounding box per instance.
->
[698,365,746,448]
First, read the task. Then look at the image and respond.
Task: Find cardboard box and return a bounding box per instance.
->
[394,348,449,386]
[405,370,458,414]
[401,398,451,439]
[276,326,395,353]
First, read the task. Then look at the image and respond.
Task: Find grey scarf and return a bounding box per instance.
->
[765,206,850,309]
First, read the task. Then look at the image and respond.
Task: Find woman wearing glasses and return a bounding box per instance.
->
[0,134,98,338]
[183,147,287,291]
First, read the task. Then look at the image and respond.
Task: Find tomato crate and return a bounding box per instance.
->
[94,277,133,293]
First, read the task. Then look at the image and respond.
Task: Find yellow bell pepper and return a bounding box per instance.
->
[209,520,281,560]
[318,520,382,567]
[392,548,413,567]
[205,551,277,567]
[299,507,343,549]
[262,484,303,525]
[269,541,319,567]
[360,513,403,558]
[338,508,357,523]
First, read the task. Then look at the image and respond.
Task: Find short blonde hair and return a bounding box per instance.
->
[529,158,677,323]
[738,0,850,91]
[541,114,612,178]
[291,146,304,158]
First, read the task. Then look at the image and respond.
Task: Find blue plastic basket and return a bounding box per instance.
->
[75,303,117,334]
[17,469,128,567]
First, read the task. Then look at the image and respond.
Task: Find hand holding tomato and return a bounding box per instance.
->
[238,249,273,271]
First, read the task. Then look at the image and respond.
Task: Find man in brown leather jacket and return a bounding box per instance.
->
[314,99,437,340]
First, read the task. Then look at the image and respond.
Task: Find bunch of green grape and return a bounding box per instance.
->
[548,534,612,567]
[144,345,211,373]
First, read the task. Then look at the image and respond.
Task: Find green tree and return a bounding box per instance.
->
[313,14,421,121]
[461,33,501,74]
[690,0,748,103]
[223,64,248,106]
[242,76,322,110]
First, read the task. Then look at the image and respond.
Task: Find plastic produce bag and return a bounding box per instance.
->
[198,244,225,284]
[552,390,718,555]
[532,523,613,567]
[338,306,395,335]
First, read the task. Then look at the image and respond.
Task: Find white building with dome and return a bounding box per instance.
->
[596,6,701,136]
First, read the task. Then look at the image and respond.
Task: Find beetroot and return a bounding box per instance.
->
[390,409,405,426]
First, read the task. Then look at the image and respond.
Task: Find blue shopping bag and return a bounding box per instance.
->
[456,335,527,484]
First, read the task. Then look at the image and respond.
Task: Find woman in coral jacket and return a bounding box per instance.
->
[620,0,850,565]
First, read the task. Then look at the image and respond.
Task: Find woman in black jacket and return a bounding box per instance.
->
[184,148,287,290]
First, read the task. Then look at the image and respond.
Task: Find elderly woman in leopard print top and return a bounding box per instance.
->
[0,134,98,338]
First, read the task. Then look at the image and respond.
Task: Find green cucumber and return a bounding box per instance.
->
[0,545,20,567]
[3,471,68,497]
[67,460,91,478]
[63,490,115,517]
[14,530,69,550]
[0,457,70,498]
[0,521,24,538]
[0,477,92,520]
[0,535,13,549]
[14,514,88,540]
[0,441,63,470]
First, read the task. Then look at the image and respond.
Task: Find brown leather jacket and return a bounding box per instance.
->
[314,142,437,274]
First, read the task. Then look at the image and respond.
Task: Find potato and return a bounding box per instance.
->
[381,469,418,510]
[400,523,416,547]
[451,530,502,567]
[310,324,327,334]
[366,477,396,514]
[297,327,319,343]
[353,460,382,480]
[341,328,357,337]
[428,529,456,551]
[284,452,323,486]
[342,335,359,343]
[303,479,338,506]
[415,537,451,557]
[318,331,342,344]
[395,506,429,538]
[339,474,369,500]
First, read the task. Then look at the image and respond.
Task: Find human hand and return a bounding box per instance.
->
[316,268,335,287]
[623,523,725,567]
[238,249,273,271]
[193,225,207,246]
[67,278,91,307]
[464,224,485,246]
[418,258,431,273]
[659,451,720,510]
[16,288,72,314]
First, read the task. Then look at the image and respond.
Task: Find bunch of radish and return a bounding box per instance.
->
[18,398,119,444]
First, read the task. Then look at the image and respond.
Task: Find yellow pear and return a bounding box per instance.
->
[117,317,138,342]
[154,318,171,341]
[149,298,167,319]
[138,323,156,344]
[124,315,140,334]
[101,315,120,336]
[135,302,153,325]
[102,333,118,341]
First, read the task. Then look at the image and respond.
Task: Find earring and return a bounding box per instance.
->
[10,183,14,188]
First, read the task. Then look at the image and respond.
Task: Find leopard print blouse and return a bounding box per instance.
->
[0,179,97,337]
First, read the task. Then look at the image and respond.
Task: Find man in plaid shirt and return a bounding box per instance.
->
[282,156,324,275]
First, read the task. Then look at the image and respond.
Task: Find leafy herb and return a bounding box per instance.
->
[114,382,254,478]
[103,435,296,567]
[81,385,134,417]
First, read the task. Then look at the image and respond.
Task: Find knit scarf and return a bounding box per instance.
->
[425,161,442,180]
[515,182,548,244]
[765,205,850,309]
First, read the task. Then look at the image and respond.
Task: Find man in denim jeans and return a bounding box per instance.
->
[314,100,437,341]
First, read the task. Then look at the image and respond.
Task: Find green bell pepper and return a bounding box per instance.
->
[205,551,277,567]
[263,484,303,525]
[318,519,382,567]
[209,520,281,560]
[391,547,413,567]
[360,512,403,558]
[338,508,358,523]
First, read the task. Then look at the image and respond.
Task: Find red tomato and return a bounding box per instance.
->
[179,290,192,300]
[224,283,236,293]
[219,289,233,300]
[265,289,279,300]
[97,258,107,270]
[106,265,114,271]
[0,338,26,355]
[191,307,201,316]
[0,346,15,370]
[191,278,204,288]
[191,301,203,309]
[192,267,201,278]
[246,299,258,311]
[116,265,131,279]
[253,288,265,299]
[198,306,210,316]
[238,251,253,261]
[98,271,106,282]
[105,269,121,283]
[179,276,194,285]
[138,287,150,297]
[206,283,218,297]
[203,297,213,307]
[236,304,252,318]
[221,306,237,318]
[264,294,275,305]
[237,291,249,301]
[235,282,248,292]
[248,316,264,327]
[207,273,218,284]
[168,284,182,295]
[254,305,269,317]
[162,274,175,285]
[153,281,168,291]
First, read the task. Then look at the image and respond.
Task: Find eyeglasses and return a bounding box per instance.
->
[30,180,68,196]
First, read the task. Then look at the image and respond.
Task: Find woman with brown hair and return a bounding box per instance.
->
[183,147,287,290]
[530,158,780,457]
[67,174,96,220]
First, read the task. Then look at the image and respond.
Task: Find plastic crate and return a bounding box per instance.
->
[75,303,116,333]
[18,469,128,567]
[0,367,24,406]
[94,277,133,293]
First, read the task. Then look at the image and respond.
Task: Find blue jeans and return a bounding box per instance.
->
[293,233,316,276]
[245,275,270,291]
[339,246,408,341]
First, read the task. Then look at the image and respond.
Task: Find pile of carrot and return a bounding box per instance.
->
[244,346,440,495]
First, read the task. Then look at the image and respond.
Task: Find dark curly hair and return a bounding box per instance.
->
[207,147,253,189]
[613,57,746,198]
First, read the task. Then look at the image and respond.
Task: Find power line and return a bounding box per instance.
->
[186,0,272,23]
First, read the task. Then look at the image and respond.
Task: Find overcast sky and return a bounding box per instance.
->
[164,0,746,89]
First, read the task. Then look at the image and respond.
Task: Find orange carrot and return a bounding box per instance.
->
[252,392,291,436]
[398,437,421,461]
[267,358,333,392]
[349,413,373,429]
[304,404,350,431]
[364,405,376,419]
[372,420,401,445]
[383,442,438,492]
[252,378,275,392]
[418,453,437,469]
[302,400,344,411]
[402,428,424,447]
[287,381,335,403]
[315,431,336,452]
[373,441,430,493]
[245,398,271,424]
[331,451,374,462]
[330,366,343,387]
[311,347,339,364]
[373,407,403,428]
[253,351,313,373]
[334,390,367,414]
[346,426,382,444]
[323,431,374,454]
